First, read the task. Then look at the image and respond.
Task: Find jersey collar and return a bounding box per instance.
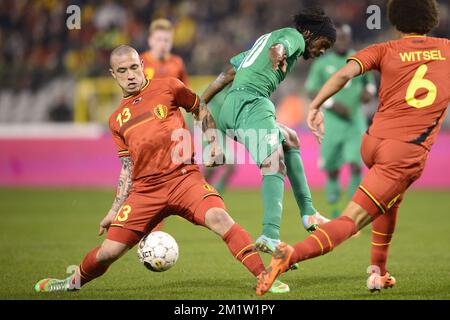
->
[123,79,150,100]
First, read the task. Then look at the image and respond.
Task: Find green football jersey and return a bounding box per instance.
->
[305,50,375,133]
[229,27,306,98]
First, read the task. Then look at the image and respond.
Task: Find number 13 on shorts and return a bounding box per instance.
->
[115,205,132,222]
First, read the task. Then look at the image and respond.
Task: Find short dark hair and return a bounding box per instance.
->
[388,0,439,34]
[293,7,336,43]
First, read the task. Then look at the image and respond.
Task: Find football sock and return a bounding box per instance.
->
[222,223,265,277]
[371,204,398,275]
[261,173,285,239]
[290,216,357,264]
[348,170,362,200]
[326,176,341,204]
[284,148,316,217]
[215,178,226,194]
[76,246,110,287]
[326,175,341,218]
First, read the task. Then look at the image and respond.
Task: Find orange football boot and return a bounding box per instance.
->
[256,242,294,296]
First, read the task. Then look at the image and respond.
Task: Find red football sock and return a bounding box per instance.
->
[290,216,357,264]
[75,246,110,287]
[222,223,265,277]
[370,203,398,275]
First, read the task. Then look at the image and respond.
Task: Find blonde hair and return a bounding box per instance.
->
[149,19,173,34]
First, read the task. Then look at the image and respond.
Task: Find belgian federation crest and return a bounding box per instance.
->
[154,104,168,120]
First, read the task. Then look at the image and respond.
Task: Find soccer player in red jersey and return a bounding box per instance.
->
[34,45,289,294]
[256,0,449,295]
[141,19,189,233]
[140,19,189,85]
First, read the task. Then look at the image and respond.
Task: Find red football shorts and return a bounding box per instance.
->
[106,170,225,246]
[353,133,429,218]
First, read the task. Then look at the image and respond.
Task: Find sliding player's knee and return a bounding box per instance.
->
[97,240,129,264]
[205,208,235,236]
[342,201,373,230]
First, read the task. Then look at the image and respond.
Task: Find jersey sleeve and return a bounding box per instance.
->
[109,120,130,158]
[347,43,386,74]
[229,50,249,71]
[305,59,324,94]
[271,28,305,58]
[169,78,200,113]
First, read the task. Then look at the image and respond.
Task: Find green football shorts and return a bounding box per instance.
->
[319,128,362,172]
[216,87,285,167]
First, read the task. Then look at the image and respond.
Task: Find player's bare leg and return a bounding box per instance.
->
[256,201,370,295]
[279,123,330,232]
[204,207,289,293]
[35,238,131,293]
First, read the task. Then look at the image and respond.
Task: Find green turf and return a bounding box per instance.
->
[0,188,449,300]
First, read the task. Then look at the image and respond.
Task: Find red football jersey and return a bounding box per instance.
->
[140,51,189,85]
[348,36,449,150]
[109,78,200,187]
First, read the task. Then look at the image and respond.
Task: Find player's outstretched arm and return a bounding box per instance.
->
[307,60,361,143]
[200,64,235,104]
[193,102,225,167]
[98,156,133,235]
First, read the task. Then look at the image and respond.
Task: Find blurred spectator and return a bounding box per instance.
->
[140,18,189,85]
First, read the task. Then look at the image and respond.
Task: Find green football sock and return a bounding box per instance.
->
[261,173,285,239]
[348,169,362,199]
[326,175,341,204]
[215,179,226,194]
[326,175,341,218]
[284,148,316,217]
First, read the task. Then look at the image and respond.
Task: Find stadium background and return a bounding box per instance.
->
[0,0,449,300]
[1,0,450,188]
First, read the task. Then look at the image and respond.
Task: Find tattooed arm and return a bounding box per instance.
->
[194,63,235,131]
[98,156,133,236]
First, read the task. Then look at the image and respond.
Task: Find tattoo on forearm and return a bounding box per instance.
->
[202,107,217,132]
[110,156,133,214]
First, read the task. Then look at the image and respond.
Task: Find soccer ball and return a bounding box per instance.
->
[137,231,179,272]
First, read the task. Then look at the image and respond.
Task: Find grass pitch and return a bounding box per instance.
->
[0,188,449,300]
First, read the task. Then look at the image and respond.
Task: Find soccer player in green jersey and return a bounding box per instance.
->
[305,24,376,218]
[199,8,336,253]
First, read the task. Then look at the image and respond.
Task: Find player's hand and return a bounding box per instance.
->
[307,108,325,144]
[205,142,225,167]
[269,44,287,73]
[98,212,115,236]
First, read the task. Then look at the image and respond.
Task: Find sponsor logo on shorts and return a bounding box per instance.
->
[154,104,168,120]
